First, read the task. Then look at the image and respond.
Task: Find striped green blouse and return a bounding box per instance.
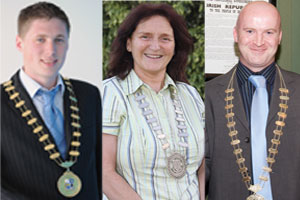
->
[103,70,205,199]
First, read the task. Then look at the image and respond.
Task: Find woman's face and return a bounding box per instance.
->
[127,15,175,77]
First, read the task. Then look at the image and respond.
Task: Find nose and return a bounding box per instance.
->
[45,41,56,57]
[254,33,264,46]
[149,39,160,50]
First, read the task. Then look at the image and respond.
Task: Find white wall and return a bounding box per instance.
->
[0,0,102,89]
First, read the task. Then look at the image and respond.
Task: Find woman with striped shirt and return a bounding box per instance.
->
[102,3,205,200]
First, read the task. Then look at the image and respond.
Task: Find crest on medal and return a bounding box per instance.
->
[167,152,187,178]
[57,170,82,197]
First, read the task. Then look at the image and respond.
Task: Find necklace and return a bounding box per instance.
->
[3,77,82,198]
[224,65,289,200]
[135,86,188,178]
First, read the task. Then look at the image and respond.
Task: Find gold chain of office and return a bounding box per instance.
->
[224,65,289,199]
[3,77,82,197]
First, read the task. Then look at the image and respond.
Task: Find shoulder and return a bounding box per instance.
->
[102,76,120,89]
[102,76,126,98]
[1,82,7,91]
[206,71,233,89]
[279,68,300,95]
[68,78,98,89]
[67,78,101,106]
[1,74,20,104]
[1,83,9,104]
[176,82,200,97]
[102,76,128,108]
[205,69,236,102]
[68,78,100,95]
[102,77,128,121]
[176,82,204,105]
[1,72,19,90]
[280,68,300,81]
[176,82,205,123]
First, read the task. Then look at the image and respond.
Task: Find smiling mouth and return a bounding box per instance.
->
[251,48,267,53]
[41,59,58,66]
[144,54,163,59]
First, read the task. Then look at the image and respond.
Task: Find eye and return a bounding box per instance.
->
[140,35,149,40]
[37,38,45,43]
[162,37,171,41]
[266,31,274,35]
[246,30,253,34]
[55,38,65,43]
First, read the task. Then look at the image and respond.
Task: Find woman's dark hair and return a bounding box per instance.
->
[108,3,194,83]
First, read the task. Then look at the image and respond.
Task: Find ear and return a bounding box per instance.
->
[233,26,238,43]
[65,39,69,51]
[16,35,24,52]
[126,38,132,52]
[278,30,283,44]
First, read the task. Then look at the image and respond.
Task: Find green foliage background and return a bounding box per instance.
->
[103,1,205,98]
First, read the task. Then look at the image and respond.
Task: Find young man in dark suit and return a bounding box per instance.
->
[205,1,300,200]
[1,2,102,199]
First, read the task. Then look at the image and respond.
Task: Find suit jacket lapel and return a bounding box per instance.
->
[216,67,250,134]
[233,74,249,132]
[63,80,72,157]
[267,67,296,126]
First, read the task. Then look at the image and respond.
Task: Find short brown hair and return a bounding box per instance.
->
[18,1,70,37]
[108,3,194,83]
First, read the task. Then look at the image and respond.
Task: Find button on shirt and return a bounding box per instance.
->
[19,69,65,128]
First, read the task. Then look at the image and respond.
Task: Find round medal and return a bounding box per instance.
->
[247,194,265,200]
[167,152,186,178]
[57,170,82,197]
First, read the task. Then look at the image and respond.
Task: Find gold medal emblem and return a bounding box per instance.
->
[57,170,82,198]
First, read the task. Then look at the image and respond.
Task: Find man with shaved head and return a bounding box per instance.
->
[205,1,300,199]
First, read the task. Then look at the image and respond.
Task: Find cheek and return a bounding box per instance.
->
[239,36,252,45]
[131,39,145,49]
[28,43,43,55]
[24,46,39,61]
[138,42,148,51]
[164,44,175,55]
[57,46,68,56]
[265,38,280,47]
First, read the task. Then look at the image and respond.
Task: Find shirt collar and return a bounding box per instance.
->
[19,67,65,98]
[122,69,177,95]
[236,61,276,85]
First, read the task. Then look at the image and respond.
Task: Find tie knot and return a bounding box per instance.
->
[249,75,266,88]
[38,86,60,104]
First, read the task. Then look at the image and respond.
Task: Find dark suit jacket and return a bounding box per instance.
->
[1,71,102,200]
[205,66,300,200]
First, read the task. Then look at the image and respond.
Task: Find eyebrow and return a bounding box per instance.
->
[242,27,278,32]
[35,34,66,38]
[56,34,66,38]
[136,31,174,37]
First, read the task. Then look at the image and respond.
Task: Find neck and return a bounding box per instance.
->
[35,76,58,90]
[134,69,165,92]
[239,60,274,73]
[23,69,58,90]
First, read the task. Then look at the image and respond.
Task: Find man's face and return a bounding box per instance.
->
[16,18,69,88]
[233,4,282,72]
